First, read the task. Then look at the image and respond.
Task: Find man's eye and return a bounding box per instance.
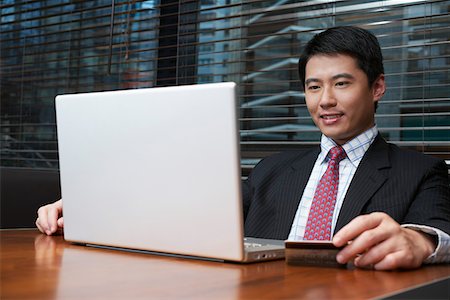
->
[307,85,320,90]
[336,81,349,87]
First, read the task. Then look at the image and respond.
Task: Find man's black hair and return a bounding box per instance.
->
[298,26,384,89]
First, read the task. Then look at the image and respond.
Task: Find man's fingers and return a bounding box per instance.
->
[36,200,63,235]
[373,251,420,270]
[352,239,396,267]
[47,206,60,233]
[336,227,390,264]
[373,254,399,270]
[334,212,401,264]
[57,217,64,228]
[333,212,386,247]
[332,212,434,270]
[36,207,51,234]
[36,218,46,234]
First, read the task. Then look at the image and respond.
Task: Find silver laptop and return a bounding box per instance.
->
[56,82,285,263]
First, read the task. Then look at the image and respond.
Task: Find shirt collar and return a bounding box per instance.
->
[319,125,378,167]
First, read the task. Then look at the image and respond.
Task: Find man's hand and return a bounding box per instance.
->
[332,212,436,270]
[36,199,64,235]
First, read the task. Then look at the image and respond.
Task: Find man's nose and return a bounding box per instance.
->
[319,86,337,108]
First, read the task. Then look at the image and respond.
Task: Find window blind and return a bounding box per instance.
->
[1,0,449,175]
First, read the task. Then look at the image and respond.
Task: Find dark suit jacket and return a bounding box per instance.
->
[243,134,450,240]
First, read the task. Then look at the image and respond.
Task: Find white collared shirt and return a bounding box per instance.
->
[288,126,378,241]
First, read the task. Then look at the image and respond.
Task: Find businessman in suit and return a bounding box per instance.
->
[36,26,450,270]
[242,26,449,269]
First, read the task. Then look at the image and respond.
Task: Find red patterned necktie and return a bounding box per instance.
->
[303,146,346,240]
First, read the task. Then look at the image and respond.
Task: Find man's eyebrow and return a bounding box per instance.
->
[305,73,355,85]
[332,73,355,80]
[305,78,320,85]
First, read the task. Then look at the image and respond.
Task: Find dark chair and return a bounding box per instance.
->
[1,168,61,228]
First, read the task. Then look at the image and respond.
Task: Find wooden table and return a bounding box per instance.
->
[1,229,449,299]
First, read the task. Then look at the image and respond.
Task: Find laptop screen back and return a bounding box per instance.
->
[56,82,246,261]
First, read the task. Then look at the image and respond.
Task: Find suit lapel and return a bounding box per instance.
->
[334,135,391,232]
[274,147,320,237]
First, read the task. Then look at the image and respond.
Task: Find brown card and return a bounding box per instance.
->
[285,241,346,267]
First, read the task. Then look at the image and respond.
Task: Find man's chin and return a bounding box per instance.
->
[321,130,351,145]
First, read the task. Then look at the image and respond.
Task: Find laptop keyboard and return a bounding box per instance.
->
[243,237,285,253]
[244,242,264,249]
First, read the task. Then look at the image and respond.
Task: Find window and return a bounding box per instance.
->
[1,0,449,174]
[1,0,159,168]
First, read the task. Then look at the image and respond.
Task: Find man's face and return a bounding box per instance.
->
[304,54,385,145]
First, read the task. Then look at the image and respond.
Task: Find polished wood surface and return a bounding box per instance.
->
[1,229,449,299]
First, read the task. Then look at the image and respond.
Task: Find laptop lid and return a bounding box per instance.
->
[56,82,253,261]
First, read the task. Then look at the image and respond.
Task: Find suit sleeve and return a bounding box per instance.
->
[403,159,450,235]
[242,177,252,221]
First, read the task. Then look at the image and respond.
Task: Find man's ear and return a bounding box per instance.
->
[372,74,386,102]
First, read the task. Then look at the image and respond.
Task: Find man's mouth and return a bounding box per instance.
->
[320,114,343,119]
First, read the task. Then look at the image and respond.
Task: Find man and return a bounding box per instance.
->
[36,26,450,270]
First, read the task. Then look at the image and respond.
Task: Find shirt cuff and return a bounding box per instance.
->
[401,224,450,264]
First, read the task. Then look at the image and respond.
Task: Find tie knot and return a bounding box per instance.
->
[328,146,346,162]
